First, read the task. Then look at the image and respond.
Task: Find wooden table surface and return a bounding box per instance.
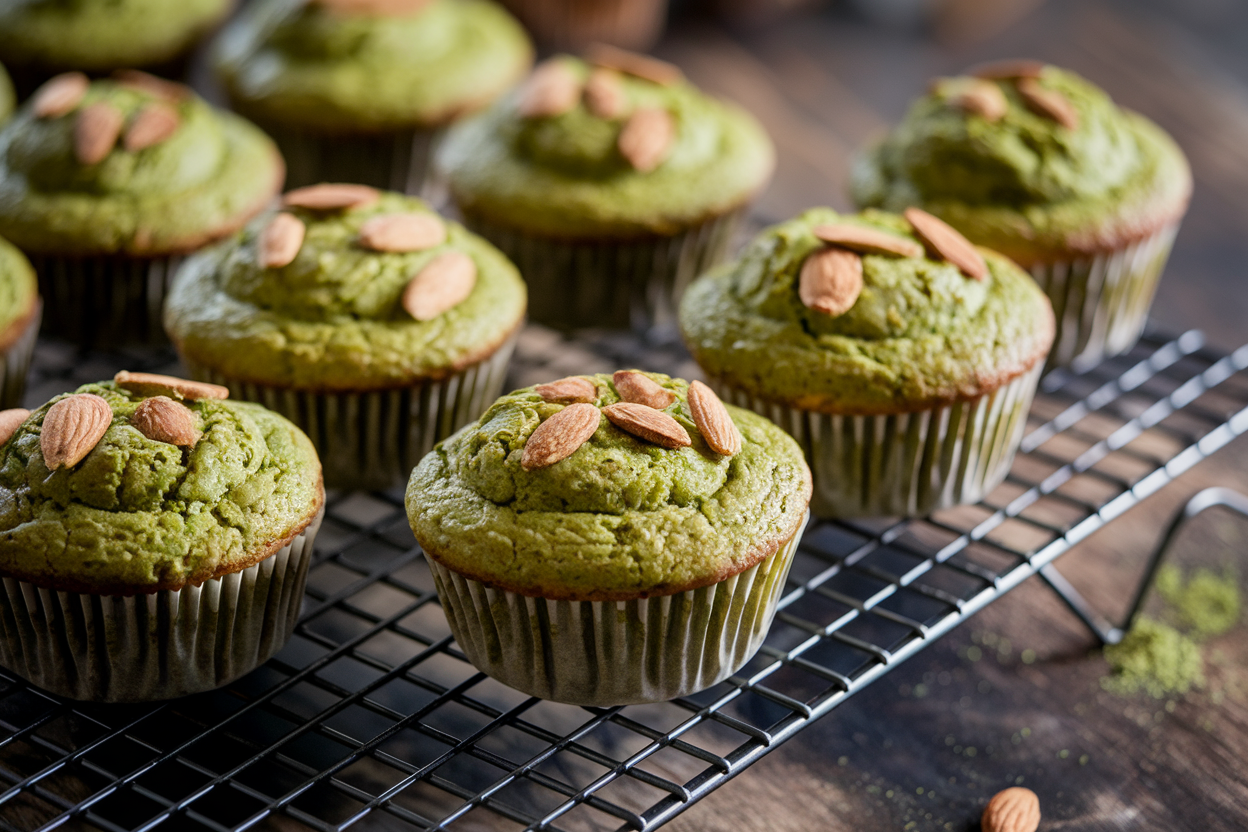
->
[644,1,1248,829]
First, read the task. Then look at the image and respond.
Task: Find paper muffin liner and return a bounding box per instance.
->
[1031,223,1180,371]
[263,122,438,195]
[181,335,516,491]
[497,0,668,50]
[0,302,41,410]
[713,367,1042,518]
[26,252,184,347]
[0,510,322,703]
[461,208,744,332]
[426,514,807,706]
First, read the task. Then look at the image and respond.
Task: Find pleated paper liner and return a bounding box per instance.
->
[27,252,182,347]
[182,336,516,491]
[428,515,807,706]
[0,301,40,409]
[461,208,743,332]
[714,366,1042,518]
[0,510,322,703]
[263,122,438,195]
[1033,223,1179,371]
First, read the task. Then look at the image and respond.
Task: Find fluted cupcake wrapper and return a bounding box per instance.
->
[461,209,744,332]
[426,515,807,707]
[27,252,183,346]
[263,122,438,195]
[713,367,1042,518]
[0,302,40,410]
[1033,223,1180,371]
[182,336,516,491]
[0,511,322,703]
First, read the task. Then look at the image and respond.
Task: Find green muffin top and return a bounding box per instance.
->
[214,0,532,132]
[679,207,1054,414]
[165,187,527,390]
[0,63,13,124]
[851,62,1191,265]
[0,73,283,256]
[406,371,811,601]
[0,236,37,340]
[438,50,775,238]
[0,375,323,595]
[0,0,231,71]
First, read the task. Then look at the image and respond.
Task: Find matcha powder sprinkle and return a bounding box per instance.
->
[1102,617,1204,699]
[1155,564,1241,639]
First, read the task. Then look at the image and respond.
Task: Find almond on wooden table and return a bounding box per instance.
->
[687,381,740,457]
[903,207,988,280]
[1017,78,1079,130]
[402,251,476,321]
[132,396,199,447]
[75,102,124,165]
[585,44,684,86]
[358,213,446,253]
[123,102,180,152]
[613,371,675,409]
[521,403,600,470]
[41,394,112,470]
[259,213,306,268]
[981,787,1040,832]
[799,247,863,317]
[283,183,380,211]
[114,371,229,401]
[603,403,691,449]
[32,72,88,119]
[811,223,924,258]
[518,60,581,119]
[536,377,598,404]
[618,107,674,172]
[0,409,30,446]
[584,69,626,119]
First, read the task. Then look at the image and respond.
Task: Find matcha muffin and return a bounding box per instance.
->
[406,371,811,705]
[0,73,284,345]
[437,48,775,330]
[165,185,527,491]
[852,61,1190,370]
[0,237,39,410]
[680,207,1054,518]
[0,0,233,96]
[213,0,532,192]
[0,372,324,701]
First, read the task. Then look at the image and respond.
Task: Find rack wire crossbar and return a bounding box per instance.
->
[0,329,1246,832]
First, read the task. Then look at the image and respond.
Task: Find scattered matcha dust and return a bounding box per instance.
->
[1155,563,1241,639]
[1101,617,1204,699]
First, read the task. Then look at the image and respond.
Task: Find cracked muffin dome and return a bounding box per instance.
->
[0,375,323,594]
[405,371,811,601]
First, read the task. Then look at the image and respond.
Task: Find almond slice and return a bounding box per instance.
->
[982,787,1040,832]
[358,213,446,253]
[259,213,306,268]
[812,223,924,258]
[967,59,1045,80]
[32,72,89,119]
[41,394,112,470]
[618,107,674,172]
[687,381,740,457]
[0,409,30,446]
[903,207,988,280]
[613,370,675,410]
[123,102,180,152]
[1017,78,1079,130]
[799,247,863,317]
[521,402,600,470]
[943,77,1008,121]
[112,69,192,101]
[75,102,124,165]
[584,68,626,119]
[603,402,691,449]
[518,60,582,119]
[585,44,684,86]
[402,251,476,321]
[536,377,598,404]
[114,371,229,401]
[132,396,199,447]
[283,183,380,211]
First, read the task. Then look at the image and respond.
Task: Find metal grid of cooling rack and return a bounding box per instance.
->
[1,327,1247,832]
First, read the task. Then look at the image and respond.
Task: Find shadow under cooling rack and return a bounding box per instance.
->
[2,328,1248,832]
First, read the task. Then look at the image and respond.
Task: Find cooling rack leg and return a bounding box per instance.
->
[1036,487,1248,646]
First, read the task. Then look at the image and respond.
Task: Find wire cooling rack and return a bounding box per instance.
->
[2,326,1248,832]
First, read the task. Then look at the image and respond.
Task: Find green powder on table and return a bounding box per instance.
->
[1154,564,1241,639]
[1101,617,1204,699]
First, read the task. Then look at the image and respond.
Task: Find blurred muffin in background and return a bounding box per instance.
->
[0,236,39,410]
[0,63,14,123]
